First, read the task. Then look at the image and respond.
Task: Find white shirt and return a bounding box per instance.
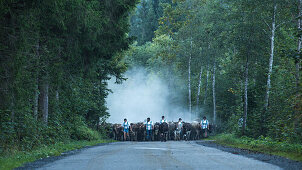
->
[122,121,130,129]
[160,119,167,124]
[145,121,153,130]
[177,121,183,130]
[201,120,209,129]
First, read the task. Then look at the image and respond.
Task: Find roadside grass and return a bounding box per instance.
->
[0,139,115,170]
[205,133,302,162]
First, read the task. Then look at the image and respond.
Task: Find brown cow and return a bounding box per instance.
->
[112,124,123,141]
[183,122,192,141]
[136,122,145,141]
[130,123,138,141]
[168,122,176,140]
[159,122,169,142]
[153,122,160,141]
[191,121,202,140]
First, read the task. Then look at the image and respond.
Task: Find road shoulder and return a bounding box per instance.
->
[195,140,302,170]
[14,143,110,170]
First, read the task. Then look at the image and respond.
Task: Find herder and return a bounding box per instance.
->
[201,116,209,138]
[175,118,183,140]
[122,118,131,141]
[145,117,153,141]
[160,116,167,124]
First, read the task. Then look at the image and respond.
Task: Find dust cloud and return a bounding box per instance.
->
[106,68,192,124]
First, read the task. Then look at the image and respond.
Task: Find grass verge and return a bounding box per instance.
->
[0,139,114,170]
[206,133,302,162]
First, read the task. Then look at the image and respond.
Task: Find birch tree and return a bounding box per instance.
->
[196,66,203,116]
[263,0,291,113]
[263,0,277,113]
[203,64,209,105]
[212,60,216,124]
[188,38,192,120]
[242,54,249,135]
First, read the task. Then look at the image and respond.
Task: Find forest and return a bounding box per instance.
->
[0,0,301,157]
[126,0,301,142]
[0,0,138,152]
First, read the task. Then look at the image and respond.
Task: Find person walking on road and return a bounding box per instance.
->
[175,118,183,140]
[122,118,131,141]
[160,116,167,124]
[201,116,209,138]
[145,117,153,141]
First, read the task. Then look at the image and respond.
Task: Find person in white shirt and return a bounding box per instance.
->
[201,116,209,138]
[160,116,167,124]
[175,118,183,140]
[145,117,153,141]
[122,118,131,141]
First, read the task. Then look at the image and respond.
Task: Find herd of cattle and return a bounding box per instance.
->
[108,121,214,141]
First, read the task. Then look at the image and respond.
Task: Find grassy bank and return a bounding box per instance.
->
[0,139,114,170]
[206,133,302,162]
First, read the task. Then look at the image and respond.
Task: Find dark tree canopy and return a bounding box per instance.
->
[0,0,138,151]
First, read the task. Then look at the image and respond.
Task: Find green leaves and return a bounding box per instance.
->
[0,0,138,153]
[126,0,301,143]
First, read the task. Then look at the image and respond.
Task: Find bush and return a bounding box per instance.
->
[69,116,100,141]
[72,125,100,141]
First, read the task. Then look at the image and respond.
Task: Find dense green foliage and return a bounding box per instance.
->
[127,0,301,142]
[0,0,137,153]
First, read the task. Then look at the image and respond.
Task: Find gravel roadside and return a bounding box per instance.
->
[195,140,302,170]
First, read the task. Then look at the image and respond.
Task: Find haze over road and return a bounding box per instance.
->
[37,141,281,170]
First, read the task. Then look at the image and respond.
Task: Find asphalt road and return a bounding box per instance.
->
[37,141,281,170]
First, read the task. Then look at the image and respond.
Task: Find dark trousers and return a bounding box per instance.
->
[146,130,152,141]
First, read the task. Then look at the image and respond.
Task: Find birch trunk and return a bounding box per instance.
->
[55,90,59,102]
[39,80,49,125]
[188,52,192,120]
[196,66,203,117]
[242,55,249,135]
[10,97,15,122]
[188,39,192,120]
[212,61,216,124]
[203,64,209,105]
[55,89,59,114]
[33,41,40,120]
[264,1,276,112]
[296,0,301,90]
[33,78,39,120]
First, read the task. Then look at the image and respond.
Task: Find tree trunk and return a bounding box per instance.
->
[188,39,192,120]
[196,66,203,118]
[55,90,59,102]
[212,61,216,124]
[10,96,15,122]
[39,80,49,125]
[242,55,249,135]
[33,78,39,120]
[204,64,209,105]
[33,41,40,120]
[55,89,60,115]
[264,1,276,113]
[188,54,192,120]
[296,0,301,91]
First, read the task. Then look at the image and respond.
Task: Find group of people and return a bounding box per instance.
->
[121,116,210,141]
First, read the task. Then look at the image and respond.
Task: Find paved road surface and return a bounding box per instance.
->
[37,141,281,170]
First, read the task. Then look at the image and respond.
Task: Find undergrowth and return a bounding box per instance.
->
[206,133,302,162]
[0,139,114,170]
